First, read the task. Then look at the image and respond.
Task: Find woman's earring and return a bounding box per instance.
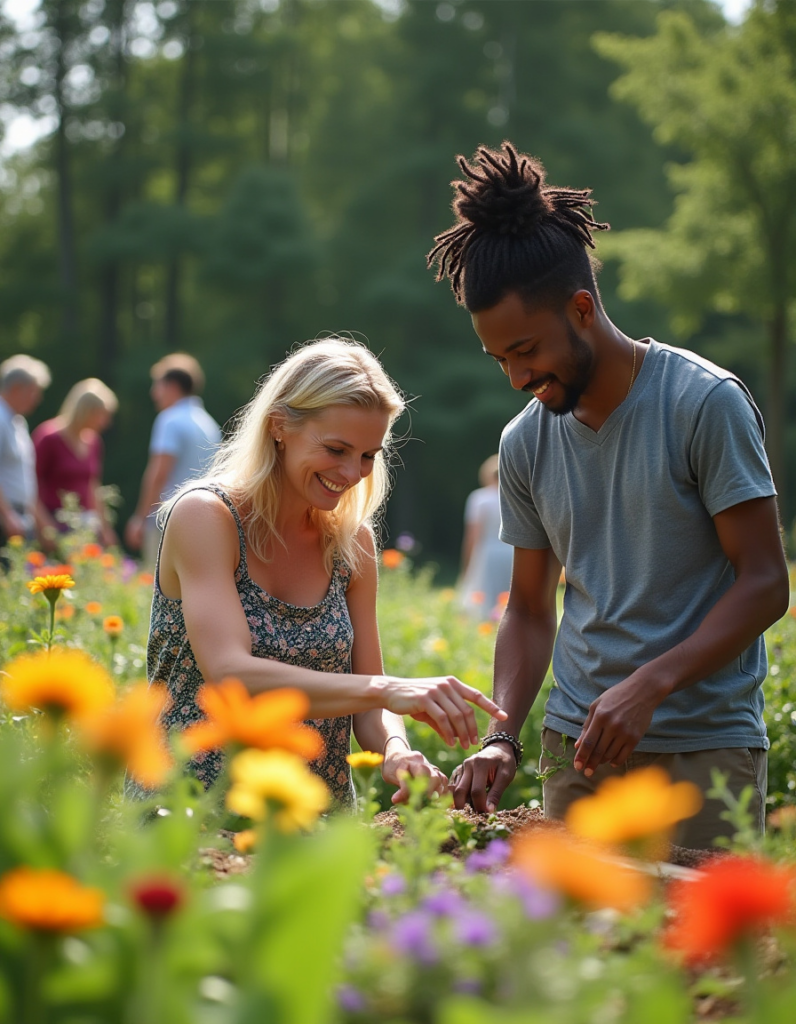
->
[274,436,284,450]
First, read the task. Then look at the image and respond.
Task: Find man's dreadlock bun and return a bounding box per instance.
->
[452,145,553,237]
[428,141,609,310]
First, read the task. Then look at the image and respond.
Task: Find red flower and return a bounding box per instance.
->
[129,876,184,919]
[664,856,796,962]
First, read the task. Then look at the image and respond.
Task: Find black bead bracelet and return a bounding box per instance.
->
[480,731,523,767]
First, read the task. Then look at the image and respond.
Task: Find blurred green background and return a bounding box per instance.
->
[0,0,794,577]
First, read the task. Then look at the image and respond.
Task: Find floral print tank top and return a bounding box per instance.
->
[147,485,355,807]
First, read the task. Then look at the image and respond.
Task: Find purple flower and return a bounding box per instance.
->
[380,872,406,897]
[336,984,366,1013]
[395,532,415,552]
[465,839,511,873]
[367,908,390,932]
[121,558,138,582]
[490,870,559,920]
[391,910,438,965]
[423,888,465,917]
[453,909,498,947]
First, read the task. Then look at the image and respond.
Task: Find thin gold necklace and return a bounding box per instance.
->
[626,339,638,399]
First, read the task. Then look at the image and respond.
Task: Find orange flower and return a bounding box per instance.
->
[85,601,103,615]
[511,829,652,912]
[26,574,75,597]
[497,591,510,607]
[565,767,703,847]
[79,683,172,788]
[81,543,103,559]
[1,649,115,723]
[26,551,46,567]
[55,603,75,621]
[381,549,404,569]
[233,830,257,853]
[665,856,796,962]
[42,564,74,577]
[100,553,115,568]
[181,679,324,761]
[477,621,494,636]
[470,590,485,605]
[0,867,104,931]
[138,572,155,587]
[103,615,124,636]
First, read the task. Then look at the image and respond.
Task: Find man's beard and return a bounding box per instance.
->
[523,321,594,416]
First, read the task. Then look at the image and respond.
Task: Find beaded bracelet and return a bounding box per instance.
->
[480,731,523,767]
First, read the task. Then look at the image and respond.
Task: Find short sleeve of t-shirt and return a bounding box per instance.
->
[689,379,776,517]
[498,430,550,550]
[149,410,180,457]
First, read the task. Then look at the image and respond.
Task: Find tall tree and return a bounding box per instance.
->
[594,2,796,514]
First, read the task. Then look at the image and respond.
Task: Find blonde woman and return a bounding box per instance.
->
[32,377,118,547]
[150,338,505,806]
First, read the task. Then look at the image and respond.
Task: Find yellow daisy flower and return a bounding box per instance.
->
[1,649,115,723]
[346,751,385,769]
[226,749,329,832]
[26,574,75,598]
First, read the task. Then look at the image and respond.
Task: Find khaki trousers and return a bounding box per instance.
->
[539,727,767,851]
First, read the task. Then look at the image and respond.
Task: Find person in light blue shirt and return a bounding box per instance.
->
[428,142,790,849]
[125,353,221,563]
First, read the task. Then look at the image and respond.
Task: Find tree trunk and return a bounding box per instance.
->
[165,3,197,349]
[53,0,79,343]
[767,301,789,520]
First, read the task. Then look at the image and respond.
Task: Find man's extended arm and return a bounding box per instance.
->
[451,545,560,812]
[574,495,789,775]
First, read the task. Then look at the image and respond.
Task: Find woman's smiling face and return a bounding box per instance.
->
[276,404,390,511]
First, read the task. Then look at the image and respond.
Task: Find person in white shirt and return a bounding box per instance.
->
[0,355,51,548]
[125,353,221,563]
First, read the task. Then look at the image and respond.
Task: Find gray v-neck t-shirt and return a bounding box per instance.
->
[499,339,776,752]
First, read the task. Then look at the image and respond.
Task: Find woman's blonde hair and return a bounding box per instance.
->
[168,338,405,574]
[59,378,118,429]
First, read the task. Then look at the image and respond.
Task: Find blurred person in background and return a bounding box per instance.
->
[0,354,51,549]
[458,453,513,619]
[33,378,119,547]
[125,353,221,565]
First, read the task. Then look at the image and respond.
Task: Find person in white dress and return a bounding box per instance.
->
[458,454,513,619]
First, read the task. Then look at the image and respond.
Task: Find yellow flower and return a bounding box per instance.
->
[1,649,115,723]
[85,601,103,615]
[347,751,385,769]
[226,749,330,832]
[7,535,23,548]
[0,867,104,931]
[78,683,173,788]
[182,679,324,761]
[103,615,124,636]
[431,637,449,654]
[511,829,652,912]
[26,574,75,598]
[565,766,703,847]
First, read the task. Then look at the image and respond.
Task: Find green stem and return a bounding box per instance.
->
[47,599,55,654]
[737,936,766,1024]
[23,933,48,1024]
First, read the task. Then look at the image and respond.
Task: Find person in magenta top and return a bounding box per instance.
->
[33,378,119,547]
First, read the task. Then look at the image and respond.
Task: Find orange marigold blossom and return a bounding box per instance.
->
[181,679,324,760]
[565,766,703,847]
[1,648,115,722]
[103,615,124,636]
[664,856,796,963]
[226,749,330,831]
[42,563,74,577]
[26,551,46,567]
[477,621,493,636]
[0,867,104,931]
[85,601,102,615]
[55,603,75,621]
[138,572,155,587]
[233,829,257,853]
[78,683,172,788]
[26,573,75,597]
[347,751,385,769]
[381,549,404,569]
[510,829,652,912]
[100,553,115,568]
[81,543,103,559]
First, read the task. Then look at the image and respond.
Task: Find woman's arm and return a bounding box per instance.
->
[348,530,448,802]
[166,492,506,747]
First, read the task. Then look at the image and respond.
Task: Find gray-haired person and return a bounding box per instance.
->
[0,355,51,548]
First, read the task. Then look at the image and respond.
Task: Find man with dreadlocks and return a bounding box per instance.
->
[429,142,789,849]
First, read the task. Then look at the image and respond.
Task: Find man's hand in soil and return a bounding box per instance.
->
[450,742,517,813]
[573,673,663,776]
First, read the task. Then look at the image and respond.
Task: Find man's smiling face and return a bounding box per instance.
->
[472,291,594,416]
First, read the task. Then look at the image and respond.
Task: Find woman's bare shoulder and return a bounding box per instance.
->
[165,489,239,548]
